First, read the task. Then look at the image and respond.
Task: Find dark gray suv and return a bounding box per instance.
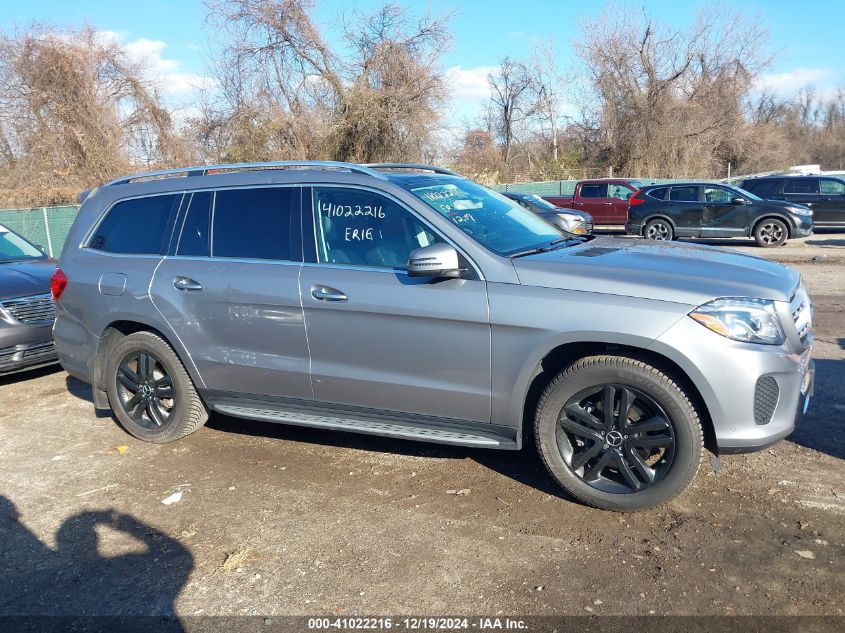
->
[53,162,814,511]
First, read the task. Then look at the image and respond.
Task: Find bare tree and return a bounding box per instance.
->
[487,58,536,168]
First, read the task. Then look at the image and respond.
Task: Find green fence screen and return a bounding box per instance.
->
[0,205,80,258]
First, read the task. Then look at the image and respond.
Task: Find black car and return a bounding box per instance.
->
[738,175,845,228]
[501,191,593,235]
[0,224,58,374]
[625,182,814,247]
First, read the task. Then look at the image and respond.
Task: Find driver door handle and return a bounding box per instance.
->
[311,285,348,302]
[173,276,203,292]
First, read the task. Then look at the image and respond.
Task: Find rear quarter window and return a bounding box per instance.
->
[646,187,668,200]
[89,194,182,254]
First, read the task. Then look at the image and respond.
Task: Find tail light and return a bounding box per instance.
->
[629,191,646,206]
[51,268,68,301]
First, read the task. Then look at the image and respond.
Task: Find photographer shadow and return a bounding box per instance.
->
[0,496,192,626]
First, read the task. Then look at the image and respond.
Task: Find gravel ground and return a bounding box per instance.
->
[0,245,842,621]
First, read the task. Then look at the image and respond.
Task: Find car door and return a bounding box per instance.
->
[781,178,820,213]
[151,186,312,400]
[701,185,747,236]
[299,185,491,423]
[665,185,703,236]
[606,183,637,224]
[573,183,610,223]
[816,178,845,225]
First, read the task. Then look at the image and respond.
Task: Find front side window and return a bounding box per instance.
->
[407,180,562,256]
[0,226,44,262]
[784,179,818,194]
[212,187,299,261]
[704,187,734,204]
[607,184,634,200]
[669,186,700,202]
[90,194,181,255]
[313,187,442,268]
[819,179,845,194]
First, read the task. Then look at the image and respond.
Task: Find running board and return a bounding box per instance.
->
[210,400,517,449]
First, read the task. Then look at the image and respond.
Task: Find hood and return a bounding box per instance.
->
[511,236,800,306]
[758,199,810,212]
[0,258,55,301]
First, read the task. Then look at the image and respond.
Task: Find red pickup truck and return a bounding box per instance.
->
[544,178,644,226]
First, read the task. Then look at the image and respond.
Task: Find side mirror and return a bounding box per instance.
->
[407,243,463,279]
[731,197,748,205]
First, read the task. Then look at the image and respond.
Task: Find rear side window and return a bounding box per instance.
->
[90,194,181,254]
[212,187,299,261]
[784,179,818,194]
[646,187,668,200]
[580,184,607,198]
[669,186,699,202]
[741,179,781,197]
[177,191,212,257]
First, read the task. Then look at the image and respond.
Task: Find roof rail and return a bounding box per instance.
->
[363,163,461,177]
[103,161,387,187]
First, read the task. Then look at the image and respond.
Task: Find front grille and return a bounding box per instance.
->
[754,376,779,425]
[790,287,812,341]
[0,293,55,325]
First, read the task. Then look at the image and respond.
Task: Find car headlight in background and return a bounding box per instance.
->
[789,206,812,216]
[689,297,785,345]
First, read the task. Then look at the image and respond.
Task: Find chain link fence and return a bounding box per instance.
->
[0,205,80,257]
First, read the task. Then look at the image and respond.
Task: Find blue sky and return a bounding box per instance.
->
[3,0,844,124]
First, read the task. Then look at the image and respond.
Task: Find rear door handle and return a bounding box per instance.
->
[173,276,203,292]
[311,285,348,302]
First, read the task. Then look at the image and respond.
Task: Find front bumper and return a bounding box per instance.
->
[0,339,58,375]
[624,222,641,235]
[790,215,813,237]
[651,309,814,454]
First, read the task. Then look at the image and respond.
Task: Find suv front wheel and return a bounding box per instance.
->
[535,355,703,511]
[106,331,208,443]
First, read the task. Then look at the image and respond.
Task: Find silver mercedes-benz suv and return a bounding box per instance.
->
[52,162,814,511]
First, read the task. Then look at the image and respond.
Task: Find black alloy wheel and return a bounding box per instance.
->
[115,351,176,430]
[557,384,675,493]
[644,218,673,241]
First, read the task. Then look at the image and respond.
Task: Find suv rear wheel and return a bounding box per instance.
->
[644,218,673,241]
[106,331,208,443]
[753,218,788,247]
[534,355,703,511]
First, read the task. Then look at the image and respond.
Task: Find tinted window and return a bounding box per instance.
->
[0,226,44,262]
[177,191,212,257]
[741,179,781,197]
[669,186,699,202]
[646,187,668,200]
[313,187,442,268]
[784,179,818,194]
[580,184,607,198]
[90,194,181,254]
[212,187,299,261]
[704,187,734,204]
[819,179,845,194]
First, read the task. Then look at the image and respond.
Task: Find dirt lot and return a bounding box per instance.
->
[0,241,842,621]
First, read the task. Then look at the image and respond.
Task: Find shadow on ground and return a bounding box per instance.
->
[788,358,845,460]
[0,496,192,624]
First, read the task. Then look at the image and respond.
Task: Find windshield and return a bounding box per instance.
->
[0,226,44,262]
[730,184,762,201]
[408,180,564,256]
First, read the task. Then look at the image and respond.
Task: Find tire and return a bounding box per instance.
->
[753,218,788,247]
[534,355,703,511]
[105,331,208,443]
[644,218,674,241]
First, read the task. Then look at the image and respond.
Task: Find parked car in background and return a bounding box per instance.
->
[544,179,644,226]
[501,191,593,235]
[626,182,813,247]
[0,224,58,375]
[54,161,813,511]
[738,175,845,228]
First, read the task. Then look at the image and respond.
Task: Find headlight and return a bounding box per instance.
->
[689,297,785,345]
[557,213,579,222]
[789,206,812,216]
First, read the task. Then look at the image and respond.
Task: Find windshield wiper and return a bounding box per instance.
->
[508,237,581,258]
